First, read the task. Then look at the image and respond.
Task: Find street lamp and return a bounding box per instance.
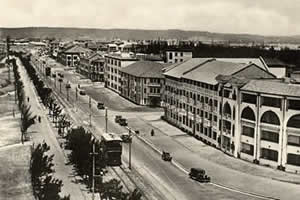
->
[58,78,63,93]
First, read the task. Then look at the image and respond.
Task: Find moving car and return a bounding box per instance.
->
[97,102,105,109]
[119,118,128,126]
[121,132,132,143]
[189,168,211,183]
[115,115,122,123]
[161,151,172,161]
[79,90,86,95]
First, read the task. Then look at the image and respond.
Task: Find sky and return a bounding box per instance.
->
[0,0,298,36]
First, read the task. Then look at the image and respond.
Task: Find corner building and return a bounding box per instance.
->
[163,58,300,173]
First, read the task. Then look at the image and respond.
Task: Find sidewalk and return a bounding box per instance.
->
[127,114,300,200]
[16,57,93,200]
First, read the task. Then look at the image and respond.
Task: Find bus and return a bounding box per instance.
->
[100,133,122,166]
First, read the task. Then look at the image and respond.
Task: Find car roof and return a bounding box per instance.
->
[191,168,205,172]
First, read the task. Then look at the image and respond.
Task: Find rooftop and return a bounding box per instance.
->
[120,61,166,78]
[182,60,246,85]
[101,133,122,142]
[241,79,300,97]
[64,45,93,54]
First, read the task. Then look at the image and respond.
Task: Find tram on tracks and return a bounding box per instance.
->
[100,133,122,166]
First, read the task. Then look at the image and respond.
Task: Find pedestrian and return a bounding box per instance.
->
[38,116,41,123]
[27,97,30,102]
[151,129,155,136]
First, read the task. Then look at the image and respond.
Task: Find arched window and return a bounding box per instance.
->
[287,114,300,128]
[223,102,231,116]
[261,111,280,125]
[241,107,255,121]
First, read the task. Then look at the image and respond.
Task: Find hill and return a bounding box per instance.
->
[0,27,300,44]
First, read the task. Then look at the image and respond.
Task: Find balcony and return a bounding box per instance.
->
[148,82,161,87]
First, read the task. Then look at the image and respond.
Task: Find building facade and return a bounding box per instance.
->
[119,61,165,106]
[105,53,138,93]
[59,45,92,68]
[165,49,193,64]
[162,58,300,172]
[79,53,105,82]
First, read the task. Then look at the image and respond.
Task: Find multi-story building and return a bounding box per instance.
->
[237,79,300,172]
[162,58,300,172]
[165,49,193,64]
[105,53,138,93]
[79,53,105,82]
[119,61,166,106]
[59,45,93,68]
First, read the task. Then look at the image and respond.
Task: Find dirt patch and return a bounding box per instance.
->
[0,143,34,200]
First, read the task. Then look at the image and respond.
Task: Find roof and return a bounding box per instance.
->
[101,133,122,142]
[182,60,246,85]
[241,79,300,97]
[215,58,269,71]
[64,45,93,54]
[120,61,165,78]
[163,58,210,78]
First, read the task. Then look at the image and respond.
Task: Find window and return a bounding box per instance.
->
[169,52,173,60]
[213,132,217,140]
[144,88,146,93]
[288,100,300,110]
[261,130,279,143]
[262,96,281,108]
[287,153,300,166]
[214,115,217,122]
[261,111,280,125]
[180,59,183,62]
[287,135,300,147]
[241,107,255,121]
[241,143,254,155]
[261,148,278,161]
[242,126,254,138]
[242,93,257,104]
[175,52,178,56]
[180,52,183,56]
[175,59,178,63]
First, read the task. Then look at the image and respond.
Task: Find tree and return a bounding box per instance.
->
[20,103,36,143]
[100,179,127,200]
[30,142,70,200]
[128,189,143,200]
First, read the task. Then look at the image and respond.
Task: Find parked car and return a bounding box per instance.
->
[189,168,211,183]
[119,118,128,126]
[115,115,122,123]
[161,151,172,161]
[79,90,86,95]
[97,102,105,109]
[121,132,132,143]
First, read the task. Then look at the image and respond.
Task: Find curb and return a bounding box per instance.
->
[126,127,278,200]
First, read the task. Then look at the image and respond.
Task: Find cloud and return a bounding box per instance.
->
[0,0,298,36]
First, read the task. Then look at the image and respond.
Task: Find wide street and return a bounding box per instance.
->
[27,49,267,200]
[23,47,300,200]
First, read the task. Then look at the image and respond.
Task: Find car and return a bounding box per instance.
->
[65,82,71,89]
[119,118,128,126]
[97,102,105,109]
[79,90,86,95]
[161,151,172,161]
[121,132,132,143]
[115,115,122,123]
[189,168,211,183]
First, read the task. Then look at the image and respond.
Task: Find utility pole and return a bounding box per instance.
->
[89,96,92,127]
[105,108,108,132]
[129,129,132,170]
[6,36,11,82]
[90,142,98,200]
[75,87,78,101]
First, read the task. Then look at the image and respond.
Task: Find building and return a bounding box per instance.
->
[59,45,93,68]
[79,53,105,82]
[261,57,289,78]
[162,58,300,172]
[226,78,300,173]
[105,53,138,93]
[119,61,166,106]
[165,49,193,64]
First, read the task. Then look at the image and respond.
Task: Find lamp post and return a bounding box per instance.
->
[58,78,63,93]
